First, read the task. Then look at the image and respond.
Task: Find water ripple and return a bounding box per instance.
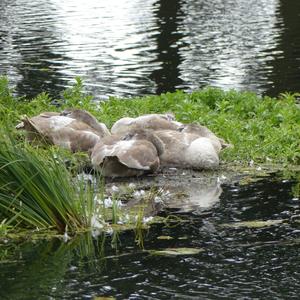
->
[0,0,299,98]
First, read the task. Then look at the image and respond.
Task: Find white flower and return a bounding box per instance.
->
[133,190,146,199]
[218,175,227,183]
[133,191,140,199]
[119,213,130,224]
[92,228,103,238]
[93,194,102,204]
[111,185,119,193]
[63,231,70,243]
[143,216,154,223]
[103,197,113,208]
[77,173,95,182]
[154,196,163,203]
[128,183,136,189]
[106,226,114,235]
[115,200,124,208]
[91,215,104,229]
[162,190,171,198]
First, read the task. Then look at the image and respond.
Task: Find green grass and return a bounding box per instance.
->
[0,134,95,233]
[97,89,300,165]
[1,76,298,165]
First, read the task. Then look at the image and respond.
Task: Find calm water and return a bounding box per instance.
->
[0,0,299,99]
[1,172,300,299]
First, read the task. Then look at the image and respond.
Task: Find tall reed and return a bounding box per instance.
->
[0,133,95,233]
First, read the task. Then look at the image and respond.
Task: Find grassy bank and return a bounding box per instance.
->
[0,76,299,236]
[98,89,300,166]
[1,76,299,165]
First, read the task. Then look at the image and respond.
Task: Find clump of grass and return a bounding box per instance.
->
[0,133,95,234]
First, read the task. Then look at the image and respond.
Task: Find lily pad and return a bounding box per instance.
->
[149,247,203,256]
[221,219,284,229]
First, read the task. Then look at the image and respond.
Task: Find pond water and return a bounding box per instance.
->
[1,172,300,299]
[0,0,299,99]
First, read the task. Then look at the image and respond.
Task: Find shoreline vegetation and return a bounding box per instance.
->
[0,76,299,238]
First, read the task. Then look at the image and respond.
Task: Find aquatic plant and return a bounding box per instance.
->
[0,134,95,233]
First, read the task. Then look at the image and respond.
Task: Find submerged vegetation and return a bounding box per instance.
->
[0,76,299,237]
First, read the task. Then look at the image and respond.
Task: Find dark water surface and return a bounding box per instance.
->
[1,172,300,299]
[0,0,299,99]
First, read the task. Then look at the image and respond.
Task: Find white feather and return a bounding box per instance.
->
[49,116,74,131]
[111,118,134,134]
[185,137,219,169]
